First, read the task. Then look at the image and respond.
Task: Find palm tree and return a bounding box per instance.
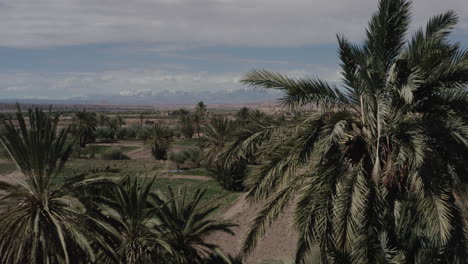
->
[236,107,250,122]
[195,101,208,138]
[139,112,145,128]
[179,115,195,139]
[199,115,247,191]
[199,115,234,166]
[196,101,207,117]
[89,176,172,264]
[98,113,110,127]
[144,124,173,160]
[154,187,236,264]
[73,109,98,147]
[116,114,126,128]
[224,1,468,262]
[0,106,97,263]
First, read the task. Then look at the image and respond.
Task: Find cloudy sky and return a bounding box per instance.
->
[0,0,467,101]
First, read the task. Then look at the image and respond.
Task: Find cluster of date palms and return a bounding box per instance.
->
[0,106,236,264]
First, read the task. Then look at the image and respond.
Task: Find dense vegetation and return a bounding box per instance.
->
[0,106,237,264]
[0,0,467,263]
[221,0,468,262]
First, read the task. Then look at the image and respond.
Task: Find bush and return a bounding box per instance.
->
[115,127,137,140]
[208,161,247,192]
[96,126,115,140]
[169,151,188,171]
[101,148,130,160]
[136,126,153,140]
[182,148,202,166]
[179,115,194,138]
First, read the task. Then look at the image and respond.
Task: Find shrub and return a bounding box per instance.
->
[169,151,188,171]
[96,126,114,140]
[182,148,202,166]
[101,148,130,160]
[209,161,247,192]
[136,126,153,140]
[179,115,195,138]
[115,127,137,140]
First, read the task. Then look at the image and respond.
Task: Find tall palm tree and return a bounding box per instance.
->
[73,109,98,148]
[200,115,247,191]
[154,187,236,264]
[195,102,208,138]
[224,1,468,262]
[236,107,250,122]
[139,112,145,128]
[0,106,97,263]
[199,115,234,166]
[196,101,207,118]
[116,114,126,128]
[144,124,173,160]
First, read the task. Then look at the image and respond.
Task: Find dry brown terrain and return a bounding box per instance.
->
[207,194,297,264]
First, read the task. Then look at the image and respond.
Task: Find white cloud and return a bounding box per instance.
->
[0,0,466,48]
[0,66,339,99]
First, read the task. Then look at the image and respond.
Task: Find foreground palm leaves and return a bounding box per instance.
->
[225,0,468,262]
[89,176,171,264]
[155,187,237,263]
[0,106,96,263]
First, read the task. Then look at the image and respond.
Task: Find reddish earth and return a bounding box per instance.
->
[206,194,297,264]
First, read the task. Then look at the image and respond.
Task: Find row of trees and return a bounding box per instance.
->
[0,107,238,263]
[71,101,208,147]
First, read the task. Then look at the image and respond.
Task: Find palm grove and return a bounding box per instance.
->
[1,0,467,263]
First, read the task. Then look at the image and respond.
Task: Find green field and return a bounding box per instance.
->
[51,157,237,213]
[173,138,199,147]
[92,145,140,155]
[173,167,212,177]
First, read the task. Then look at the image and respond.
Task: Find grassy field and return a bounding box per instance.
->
[173,138,199,147]
[174,167,213,177]
[92,145,140,155]
[52,157,238,213]
[1,137,238,214]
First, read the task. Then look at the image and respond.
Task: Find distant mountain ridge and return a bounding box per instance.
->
[0,89,282,106]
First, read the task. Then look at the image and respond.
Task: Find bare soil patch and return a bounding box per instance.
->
[206,194,297,264]
[0,170,25,185]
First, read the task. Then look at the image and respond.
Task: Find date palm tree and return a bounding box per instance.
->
[144,124,173,160]
[195,101,208,138]
[0,106,97,263]
[224,1,468,263]
[200,115,247,191]
[199,115,234,166]
[154,187,236,264]
[73,109,98,148]
[89,176,173,264]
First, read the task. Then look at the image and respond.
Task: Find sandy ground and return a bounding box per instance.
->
[206,193,297,264]
[0,170,25,185]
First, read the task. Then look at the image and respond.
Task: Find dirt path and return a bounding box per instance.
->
[95,140,143,147]
[206,194,297,264]
[0,170,25,185]
[125,147,153,159]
